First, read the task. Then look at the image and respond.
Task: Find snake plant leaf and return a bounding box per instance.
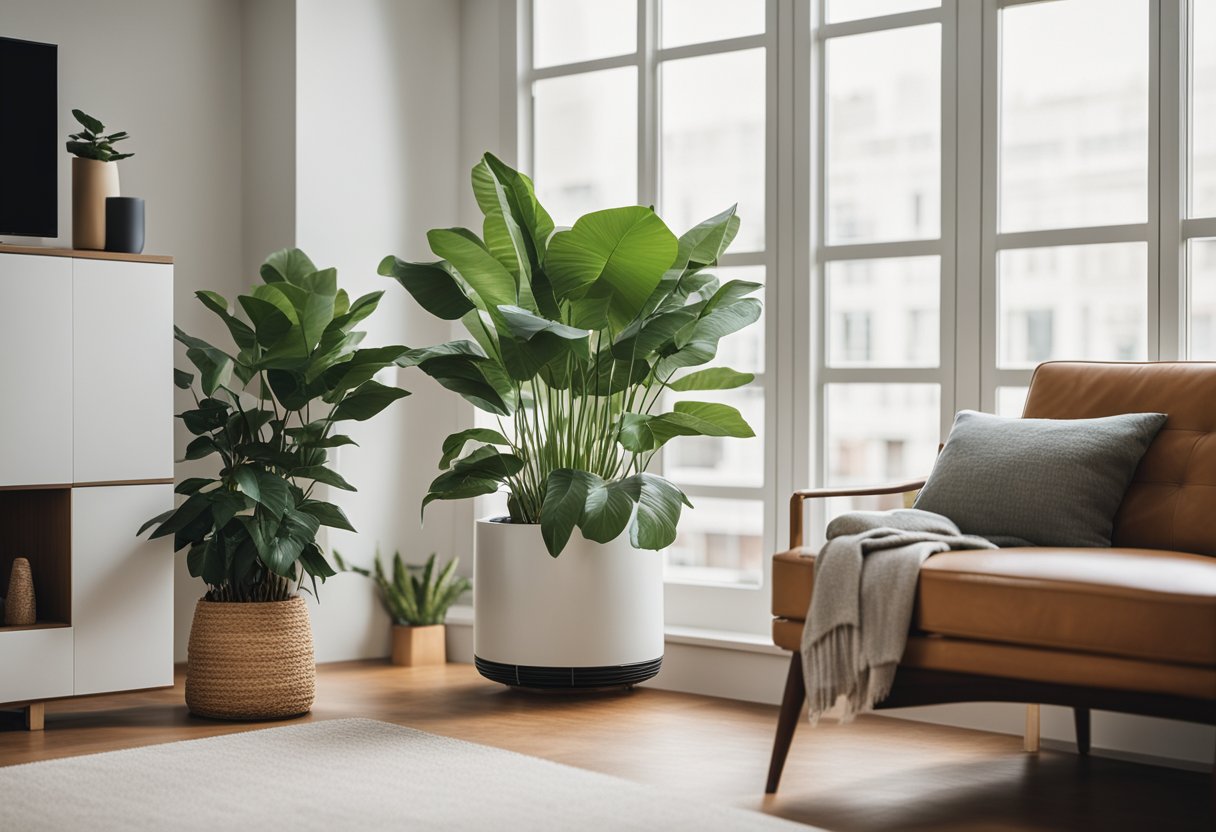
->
[260,247,318,285]
[580,478,636,544]
[626,473,693,551]
[540,468,599,557]
[439,427,512,469]
[331,379,410,422]
[427,227,518,312]
[378,256,476,321]
[546,206,679,331]
[668,367,755,391]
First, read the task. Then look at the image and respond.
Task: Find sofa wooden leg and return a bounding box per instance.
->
[1023,704,1040,752]
[766,653,806,794]
[24,703,44,731]
[1073,706,1091,755]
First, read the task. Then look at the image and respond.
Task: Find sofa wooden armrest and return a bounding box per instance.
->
[788,479,926,549]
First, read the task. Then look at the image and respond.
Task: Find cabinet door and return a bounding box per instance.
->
[0,627,74,704]
[72,484,174,695]
[0,254,73,486]
[73,258,174,483]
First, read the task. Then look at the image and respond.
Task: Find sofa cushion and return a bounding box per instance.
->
[1023,361,1216,555]
[912,409,1166,547]
[772,547,1216,666]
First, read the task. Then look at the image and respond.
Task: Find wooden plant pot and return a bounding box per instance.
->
[185,596,315,720]
[71,157,121,250]
[391,624,446,667]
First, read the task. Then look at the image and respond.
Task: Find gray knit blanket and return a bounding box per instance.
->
[801,509,996,723]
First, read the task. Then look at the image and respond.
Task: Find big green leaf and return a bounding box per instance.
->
[293,464,357,491]
[427,227,518,312]
[422,446,524,516]
[260,248,318,285]
[298,499,356,532]
[618,401,755,453]
[626,474,692,550]
[439,427,511,469]
[378,256,475,321]
[668,367,754,391]
[174,327,233,395]
[540,468,599,556]
[331,379,410,422]
[545,206,678,330]
[481,152,555,269]
[196,291,256,350]
[580,478,636,544]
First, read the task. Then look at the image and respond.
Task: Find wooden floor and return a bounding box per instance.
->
[0,661,1210,831]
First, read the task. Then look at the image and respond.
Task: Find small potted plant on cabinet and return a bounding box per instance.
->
[337,550,470,666]
[65,109,132,250]
[380,153,761,689]
[140,248,411,720]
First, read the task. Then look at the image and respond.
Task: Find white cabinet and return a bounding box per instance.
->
[72,484,174,696]
[0,627,74,704]
[0,254,73,486]
[73,258,174,483]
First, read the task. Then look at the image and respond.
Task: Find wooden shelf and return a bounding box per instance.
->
[0,489,72,627]
[0,244,171,265]
[0,621,70,634]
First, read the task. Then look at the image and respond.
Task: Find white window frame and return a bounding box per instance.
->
[508,0,803,634]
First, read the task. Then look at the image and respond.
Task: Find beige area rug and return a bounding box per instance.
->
[0,718,810,831]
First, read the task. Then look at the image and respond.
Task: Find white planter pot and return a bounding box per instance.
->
[474,517,664,689]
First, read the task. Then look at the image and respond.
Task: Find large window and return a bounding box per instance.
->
[514,0,1214,632]
[522,0,776,631]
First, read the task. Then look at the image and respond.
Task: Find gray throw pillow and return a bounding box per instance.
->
[912,410,1167,548]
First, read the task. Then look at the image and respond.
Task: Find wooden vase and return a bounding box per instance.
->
[4,557,36,627]
[391,624,446,667]
[72,157,121,250]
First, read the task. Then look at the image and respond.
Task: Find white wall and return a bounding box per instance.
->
[0,0,247,662]
[294,0,470,662]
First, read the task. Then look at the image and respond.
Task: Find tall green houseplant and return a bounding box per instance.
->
[381,153,760,556]
[140,248,411,601]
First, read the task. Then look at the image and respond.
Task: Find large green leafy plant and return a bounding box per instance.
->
[381,153,760,557]
[139,249,411,602]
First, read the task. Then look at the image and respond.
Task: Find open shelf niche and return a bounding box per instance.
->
[0,487,71,630]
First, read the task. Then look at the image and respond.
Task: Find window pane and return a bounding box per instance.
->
[827,256,939,367]
[663,386,765,487]
[533,68,637,226]
[1189,239,1216,358]
[999,0,1149,232]
[824,384,940,517]
[826,25,941,244]
[1193,0,1216,217]
[533,0,635,69]
[997,243,1147,369]
[995,387,1029,418]
[661,49,766,252]
[665,497,763,586]
[661,0,764,48]
[827,0,938,24]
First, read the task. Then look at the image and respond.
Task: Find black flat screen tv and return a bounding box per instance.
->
[0,36,57,238]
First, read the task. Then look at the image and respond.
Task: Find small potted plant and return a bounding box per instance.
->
[140,247,411,720]
[380,153,760,688]
[337,551,470,666]
[65,109,132,250]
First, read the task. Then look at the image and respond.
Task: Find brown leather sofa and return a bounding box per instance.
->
[765,361,1216,795]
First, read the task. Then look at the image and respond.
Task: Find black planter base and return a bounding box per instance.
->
[474,655,663,690]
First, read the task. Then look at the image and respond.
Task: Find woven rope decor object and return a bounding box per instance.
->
[4,557,36,627]
[185,596,315,720]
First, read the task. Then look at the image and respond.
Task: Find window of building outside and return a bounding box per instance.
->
[517,0,1215,633]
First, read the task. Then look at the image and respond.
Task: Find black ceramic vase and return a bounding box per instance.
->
[104,196,145,254]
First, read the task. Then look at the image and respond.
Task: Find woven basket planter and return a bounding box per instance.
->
[186,596,315,720]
